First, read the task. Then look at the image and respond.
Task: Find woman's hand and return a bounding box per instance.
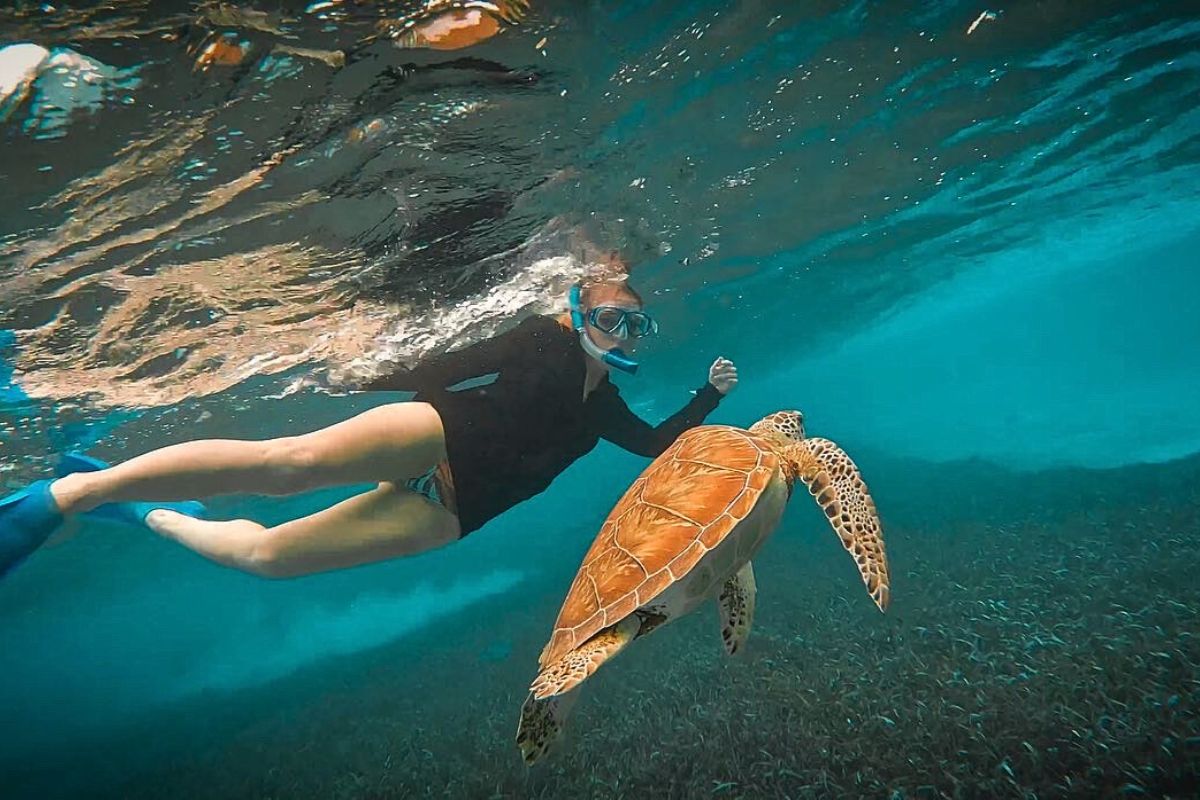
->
[708,357,738,395]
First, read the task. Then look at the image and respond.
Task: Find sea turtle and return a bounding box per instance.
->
[515,410,890,765]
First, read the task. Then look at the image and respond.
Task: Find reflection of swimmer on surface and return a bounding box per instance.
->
[185,0,531,72]
[0,42,140,132]
[2,0,537,145]
[2,0,531,100]
[374,0,530,51]
[0,258,739,581]
[1,0,546,411]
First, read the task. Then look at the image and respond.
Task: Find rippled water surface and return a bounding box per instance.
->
[4,1,1195,416]
[2,1,1199,797]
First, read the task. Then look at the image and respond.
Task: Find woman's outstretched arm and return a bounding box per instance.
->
[595,357,737,457]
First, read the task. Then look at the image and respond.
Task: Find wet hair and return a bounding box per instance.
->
[580,278,643,309]
[579,249,643,308]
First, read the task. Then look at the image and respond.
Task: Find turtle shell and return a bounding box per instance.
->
[539,425,780,668]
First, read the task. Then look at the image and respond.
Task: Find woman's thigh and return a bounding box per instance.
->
[279,401,448,488]
[255,481,461,577]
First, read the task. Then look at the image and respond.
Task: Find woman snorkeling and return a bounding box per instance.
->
[0,272,738,578]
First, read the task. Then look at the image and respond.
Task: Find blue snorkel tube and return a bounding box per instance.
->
[568,284,640,375]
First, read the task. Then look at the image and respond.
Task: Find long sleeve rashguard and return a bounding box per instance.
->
[363,315,723,534]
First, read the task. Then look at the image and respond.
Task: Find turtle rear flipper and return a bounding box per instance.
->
[516,689,579,766]
[530,615,639,699]
[717,561,756,655]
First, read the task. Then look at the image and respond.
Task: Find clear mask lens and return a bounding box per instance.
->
[625,312,657,338]
[591,307,626,333]
[588,306,658,339]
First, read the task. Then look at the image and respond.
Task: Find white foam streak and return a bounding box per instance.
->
[339,247,590,386]
[171,569,526,697]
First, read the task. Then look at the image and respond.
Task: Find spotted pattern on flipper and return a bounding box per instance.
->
[530,615,640,700]
[717,561,756,655]
[787,437,890,612]
[516,689,579,767]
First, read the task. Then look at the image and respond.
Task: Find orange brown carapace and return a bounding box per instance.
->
[538,426,778,670]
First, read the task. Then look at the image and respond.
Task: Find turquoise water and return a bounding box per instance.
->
[2,1,1199,797]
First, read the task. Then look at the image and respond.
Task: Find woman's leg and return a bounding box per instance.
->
[146,481,462,577]
[49,402,446,514]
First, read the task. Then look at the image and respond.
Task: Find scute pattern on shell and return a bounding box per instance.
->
[538,426,778,668]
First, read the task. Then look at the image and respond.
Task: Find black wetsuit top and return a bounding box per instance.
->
[364,315,723,535]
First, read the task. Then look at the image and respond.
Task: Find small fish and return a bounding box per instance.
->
[967,10,998,35]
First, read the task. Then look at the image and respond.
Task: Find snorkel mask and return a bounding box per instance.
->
[568,284,657,375]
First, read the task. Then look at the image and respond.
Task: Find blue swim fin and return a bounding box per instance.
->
[0,480,63,577]
[56,452,207,525]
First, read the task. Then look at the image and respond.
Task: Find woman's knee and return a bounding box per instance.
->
[242,536,305,579]
[259,436,323,495]
[243,555,301,580]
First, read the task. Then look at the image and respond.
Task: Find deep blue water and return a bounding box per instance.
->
[2,1,1199,797]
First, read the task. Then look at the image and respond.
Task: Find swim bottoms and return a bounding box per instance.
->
[405,460,459,520]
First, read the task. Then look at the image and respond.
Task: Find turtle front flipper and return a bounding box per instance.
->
[717,561,756,655]
[530,615,640,700]
[516,689,579,766]
[787,438,890,612]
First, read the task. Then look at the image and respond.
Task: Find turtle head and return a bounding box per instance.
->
[749,410,805,446]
